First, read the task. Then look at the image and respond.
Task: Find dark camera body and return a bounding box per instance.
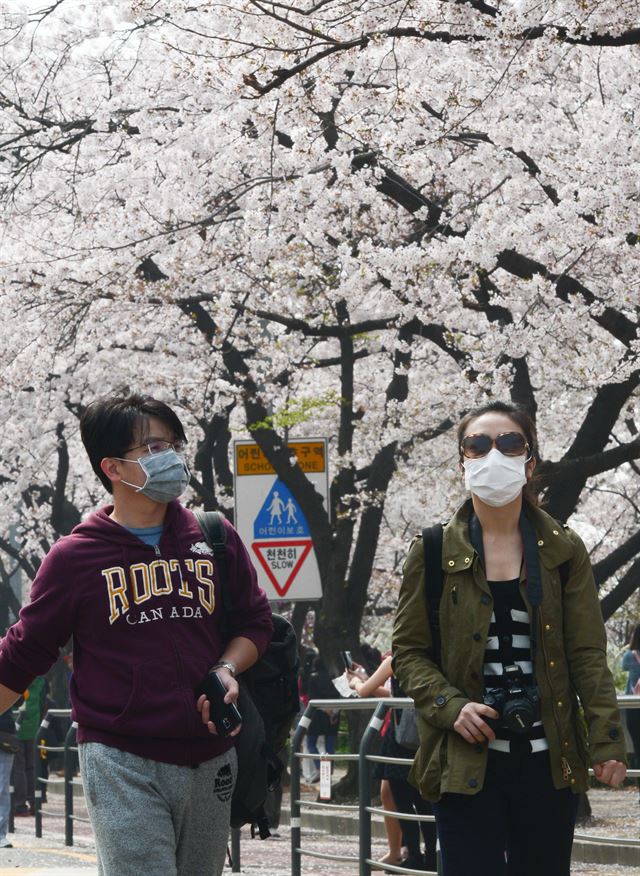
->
[482,665,540,735]
[195,672,242,737]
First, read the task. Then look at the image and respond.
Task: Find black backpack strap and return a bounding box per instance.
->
[422,524,445,666]
[194,510,232,620]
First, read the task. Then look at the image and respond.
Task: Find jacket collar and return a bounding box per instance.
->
[442,499,574,573]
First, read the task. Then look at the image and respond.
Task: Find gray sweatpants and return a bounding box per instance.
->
[79,742,236,876]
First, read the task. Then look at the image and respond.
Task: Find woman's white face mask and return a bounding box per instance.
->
[463,448,527,507]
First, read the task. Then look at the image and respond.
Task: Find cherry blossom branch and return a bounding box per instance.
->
[495,250,638,348]
[243,26,640,96]
[543,371,640,521]
[600,555,640,621]
[593,529,640,589]
[0,537,37,581]
[538,437,640,486]
[241,306,397,337]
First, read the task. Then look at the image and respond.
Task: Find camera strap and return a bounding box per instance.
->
[520,512,543,673]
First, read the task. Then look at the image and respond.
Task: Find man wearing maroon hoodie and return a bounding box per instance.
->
[0,394,273,875]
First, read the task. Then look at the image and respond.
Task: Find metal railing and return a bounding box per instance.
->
[17,695,640,870]
[29,708,245,869]
[573,694,640,848]
[291,694,640,875]
[291,697,439,876]
[32,709,88,844]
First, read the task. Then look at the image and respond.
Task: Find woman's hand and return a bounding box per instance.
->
[593,760,626,788]
[348,661,368,678]
[453,702,498,744]
[346,664,368,689]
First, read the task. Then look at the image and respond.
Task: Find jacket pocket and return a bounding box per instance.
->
[573,704,589,766]
[113,657,188,738]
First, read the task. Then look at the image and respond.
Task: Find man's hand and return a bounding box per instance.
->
[196,669,241,737]
[453,702,498,744]
[593,760,626,788]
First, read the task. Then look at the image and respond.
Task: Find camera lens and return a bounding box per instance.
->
[501,699,536,734]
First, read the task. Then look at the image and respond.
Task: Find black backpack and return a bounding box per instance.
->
[194,511,300,839]
[422,523,570,665]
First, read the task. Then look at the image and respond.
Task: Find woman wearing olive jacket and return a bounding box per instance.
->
[392,401,626,876]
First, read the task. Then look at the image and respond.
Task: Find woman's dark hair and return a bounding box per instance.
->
[361,642,382,675]
[80,393,187,493]
[630,624,640,651]
[456,400,540,505]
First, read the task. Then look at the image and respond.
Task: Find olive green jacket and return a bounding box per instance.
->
[392,500,626,802]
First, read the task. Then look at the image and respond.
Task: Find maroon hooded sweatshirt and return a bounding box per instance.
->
[0,501,273,765]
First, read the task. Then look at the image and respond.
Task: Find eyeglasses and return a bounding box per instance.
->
[460,432,529,460]
[125,439,186,456]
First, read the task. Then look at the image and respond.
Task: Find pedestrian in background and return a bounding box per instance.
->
[349,653,436,872]
[0,706,17,849]
[298,648,318,784]
[621,623,640,799]
[306,656,340,780]
[12,676,46,817]
[348,653,404,869]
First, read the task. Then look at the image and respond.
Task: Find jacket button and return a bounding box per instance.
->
[473,633,482,642]
[435,695,446,707]
[570,778,576,785]
[464,557,470,564]
[553,530,559,535]
[468,778,479,788]
[480,594,491,605]
[538,539,544,547]
[557,701,563,708]
[564,741,569,748]
[549,660,555,668]
[545,624,552,631]
[609,728,620,740]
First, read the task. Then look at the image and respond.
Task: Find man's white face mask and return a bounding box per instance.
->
[120,448,190,504]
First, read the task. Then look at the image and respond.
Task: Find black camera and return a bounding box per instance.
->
[482,664,540,735]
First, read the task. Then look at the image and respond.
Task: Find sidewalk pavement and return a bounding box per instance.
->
[2,802,391,875]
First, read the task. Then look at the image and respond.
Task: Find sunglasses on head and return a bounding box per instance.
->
[460,431,530,460]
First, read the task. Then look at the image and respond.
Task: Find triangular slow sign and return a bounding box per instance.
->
[252,540,313,597]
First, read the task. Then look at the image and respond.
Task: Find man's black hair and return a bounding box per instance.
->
[80,393,187,494]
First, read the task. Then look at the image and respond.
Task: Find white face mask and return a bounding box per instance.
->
[121,448,190,504]
[463,448,527,507]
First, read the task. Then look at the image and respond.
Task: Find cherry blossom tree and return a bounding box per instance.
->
[1,0,639,668]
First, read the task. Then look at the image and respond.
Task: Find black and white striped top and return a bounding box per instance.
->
[484,578,548,754]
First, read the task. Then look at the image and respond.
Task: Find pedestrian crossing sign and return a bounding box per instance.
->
[233,438,328,601]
